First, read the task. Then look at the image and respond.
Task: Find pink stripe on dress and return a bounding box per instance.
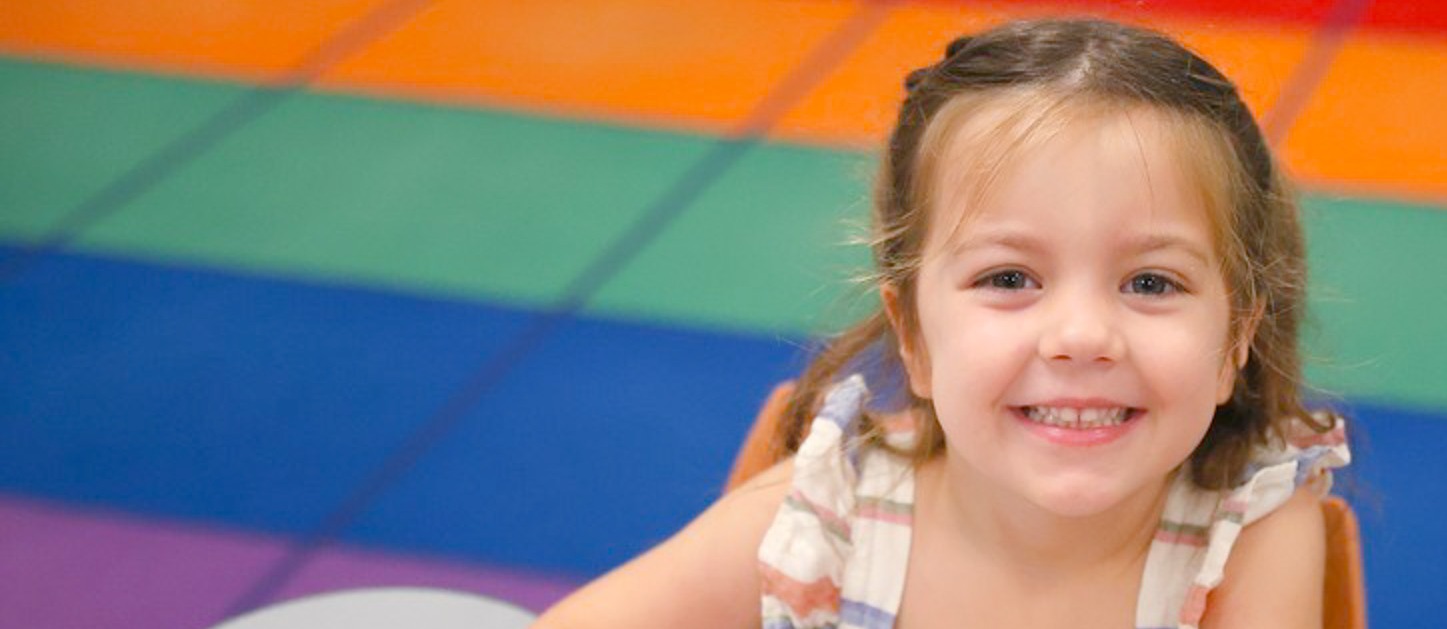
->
[759,562,842,618]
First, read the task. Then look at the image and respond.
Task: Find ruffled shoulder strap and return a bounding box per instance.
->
[757,375,870,628]
[1162,414,1352,629]
[757,375,919,629]
[1241,412,1352,520]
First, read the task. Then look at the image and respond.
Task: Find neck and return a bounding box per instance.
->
[921,454,1174,580]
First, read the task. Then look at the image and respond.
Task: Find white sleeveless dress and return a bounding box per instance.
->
[757,374,1351,629]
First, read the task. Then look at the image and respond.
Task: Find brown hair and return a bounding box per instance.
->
[774,18,1335,490]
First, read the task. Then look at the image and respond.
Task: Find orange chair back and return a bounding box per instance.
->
[1321,495,1369,628]
[725,381,795,491]
[726,381,1367,628]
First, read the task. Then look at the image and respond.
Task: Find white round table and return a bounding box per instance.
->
[210,587,538,629]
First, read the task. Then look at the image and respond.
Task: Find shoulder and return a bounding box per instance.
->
[532,458,794,629]
[1195,413,1349,627]
[721,456,798,528]
[1199,484,1325,628]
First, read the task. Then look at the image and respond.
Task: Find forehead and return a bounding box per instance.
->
[922,95,1230,258]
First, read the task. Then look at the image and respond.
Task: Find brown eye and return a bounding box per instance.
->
[977,270,1039,291]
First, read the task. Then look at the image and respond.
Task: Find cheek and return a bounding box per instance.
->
[917,298,1034,412]
[1131,314,1232,413]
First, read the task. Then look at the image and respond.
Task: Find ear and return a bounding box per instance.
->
[881,284,932,399]
[1234,302,1264,369]
[1216,302,1264,405]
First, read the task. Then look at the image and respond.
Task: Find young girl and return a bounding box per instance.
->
[534,17,1350,629]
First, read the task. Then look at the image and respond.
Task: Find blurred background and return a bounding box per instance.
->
[1,1,1443,627]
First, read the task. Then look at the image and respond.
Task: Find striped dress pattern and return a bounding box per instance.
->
[756,374,1351,629]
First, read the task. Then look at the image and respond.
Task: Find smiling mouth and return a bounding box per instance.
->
[1016,406,1144,429]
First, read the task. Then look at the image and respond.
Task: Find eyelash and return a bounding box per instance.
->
[1124,272,1186,296]
[973,269,1039,291]
[971,270,1186,296]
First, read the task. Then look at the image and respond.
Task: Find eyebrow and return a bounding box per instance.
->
[949,229,1047,257]
[949,230,1214,267]
[1125,234,1215,267]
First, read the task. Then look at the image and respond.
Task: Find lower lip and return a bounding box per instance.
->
[1011,407,1141,447]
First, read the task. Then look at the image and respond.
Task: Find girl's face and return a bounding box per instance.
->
[893,106,1245,518]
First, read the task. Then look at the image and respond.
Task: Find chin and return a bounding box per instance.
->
[1024,476,1135,519]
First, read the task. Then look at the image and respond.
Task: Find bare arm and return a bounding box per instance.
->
[531,458,795,629]
[1200,485,1326,629]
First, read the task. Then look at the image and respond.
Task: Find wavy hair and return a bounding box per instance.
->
[773,18,1335,490]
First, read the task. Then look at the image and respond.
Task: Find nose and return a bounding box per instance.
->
[1037,288,1126,365]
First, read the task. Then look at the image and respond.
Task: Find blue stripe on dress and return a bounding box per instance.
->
[1292,445,1336,485]
[763,620,838,629]
[840,598,896,629]
[818,375,867,432]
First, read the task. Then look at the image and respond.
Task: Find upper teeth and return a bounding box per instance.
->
[1025,406,1130,428]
